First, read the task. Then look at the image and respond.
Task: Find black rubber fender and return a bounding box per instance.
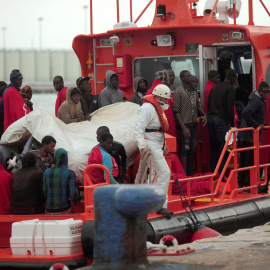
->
[81,220,95,258]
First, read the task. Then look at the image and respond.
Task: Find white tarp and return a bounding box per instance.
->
[0,102,140,183]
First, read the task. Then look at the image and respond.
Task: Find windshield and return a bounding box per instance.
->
[133,55,199,90]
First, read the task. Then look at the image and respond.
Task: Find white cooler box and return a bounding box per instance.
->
[10,218,83,255]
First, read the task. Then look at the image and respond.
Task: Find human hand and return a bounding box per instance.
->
[183,127,191,139]
[78,113,85,122]
[85,115,92,121]
[202,115,207,127]
[163,145,169,155]
[141,147,151,154]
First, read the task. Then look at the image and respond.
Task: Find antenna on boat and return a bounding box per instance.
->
[174,179,222,242]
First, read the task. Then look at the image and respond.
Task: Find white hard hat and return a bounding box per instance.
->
[152,84,171,99]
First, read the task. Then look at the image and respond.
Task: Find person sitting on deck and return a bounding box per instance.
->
[88,132,119,185]
[99,70,123,107]
[0,151,12,214]
[43,148,79,214]
[11,152,45,214]
[21,85,33,111]
[57,87,91,124]
[29,135,56,172]
[54,75,68,117]
[93,126,127,183]
[129,76,148,105]
[238,81,270,189]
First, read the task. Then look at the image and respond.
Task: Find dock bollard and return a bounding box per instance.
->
[78,184,165,270]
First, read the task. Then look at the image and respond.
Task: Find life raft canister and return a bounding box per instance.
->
[142,95,169,132]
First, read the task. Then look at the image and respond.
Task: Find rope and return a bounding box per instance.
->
[135,150,152,184]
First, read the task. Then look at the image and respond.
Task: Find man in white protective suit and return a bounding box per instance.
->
[134,84,173,216]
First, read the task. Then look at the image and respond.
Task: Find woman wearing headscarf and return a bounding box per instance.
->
[21,85,33,111]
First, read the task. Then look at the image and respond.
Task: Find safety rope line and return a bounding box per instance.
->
[135,150,152,184]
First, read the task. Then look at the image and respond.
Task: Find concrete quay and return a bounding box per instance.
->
[148,224,270,270]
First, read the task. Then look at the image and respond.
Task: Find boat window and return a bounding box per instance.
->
[240,57,252,74]
[133,56,199,91]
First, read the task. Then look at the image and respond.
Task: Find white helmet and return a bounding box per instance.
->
[152,84,171,99]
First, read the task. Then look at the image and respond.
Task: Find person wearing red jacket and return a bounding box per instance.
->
[147,70,177,137]
[54,76,68,116]
[0,69,31,131]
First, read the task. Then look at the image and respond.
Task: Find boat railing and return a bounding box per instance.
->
[83,164,110,219]
[83,126,270,218]
[171,125,270,207]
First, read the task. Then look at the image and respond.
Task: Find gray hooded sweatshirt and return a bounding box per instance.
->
[99,70,123,107]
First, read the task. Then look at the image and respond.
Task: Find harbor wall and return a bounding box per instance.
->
[0,50,81,92]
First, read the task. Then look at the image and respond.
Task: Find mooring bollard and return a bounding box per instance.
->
[78,184,165,270]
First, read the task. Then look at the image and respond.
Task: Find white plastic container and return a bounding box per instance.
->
[10,218,83,255]
[10,219,39,255]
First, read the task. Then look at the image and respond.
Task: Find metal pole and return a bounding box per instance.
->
[83,5,88,34]
[233,4,236,25]
[248,0,254,25]
[90,0,93,34]
[134,0,154,24]
[116,0,120,23]
[38,18,43,50]
[2,27,6,50]
[2,27,6,81]
[206,0,219,24]
[259,0,270,17]
[130,0,133,22]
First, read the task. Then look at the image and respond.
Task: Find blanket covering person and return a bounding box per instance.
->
[57,87,84,124]
[1,84,31,131]
[88,146,119,184]
[43,148,79,213]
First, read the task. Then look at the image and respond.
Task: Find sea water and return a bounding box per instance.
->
[31,93,57,116]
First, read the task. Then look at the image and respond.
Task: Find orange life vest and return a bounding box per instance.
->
[142,95,169,132]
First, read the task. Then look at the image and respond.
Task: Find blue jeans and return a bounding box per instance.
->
[177,123,197,176]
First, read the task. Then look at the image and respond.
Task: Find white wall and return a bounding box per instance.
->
[0,50,81,91]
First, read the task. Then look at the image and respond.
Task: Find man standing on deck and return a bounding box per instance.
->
[202,70,220,172]
[173,70,207,176]
[99,70,123,107]
[166,69,176,91]
[207,69,238,174]
[54,76,68,116]
[76,77,99,114]
[134,84,173,216]
[238,81,270,188]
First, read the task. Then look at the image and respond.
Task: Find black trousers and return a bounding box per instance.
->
[238,140,254,187]
[208,116,230,174]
